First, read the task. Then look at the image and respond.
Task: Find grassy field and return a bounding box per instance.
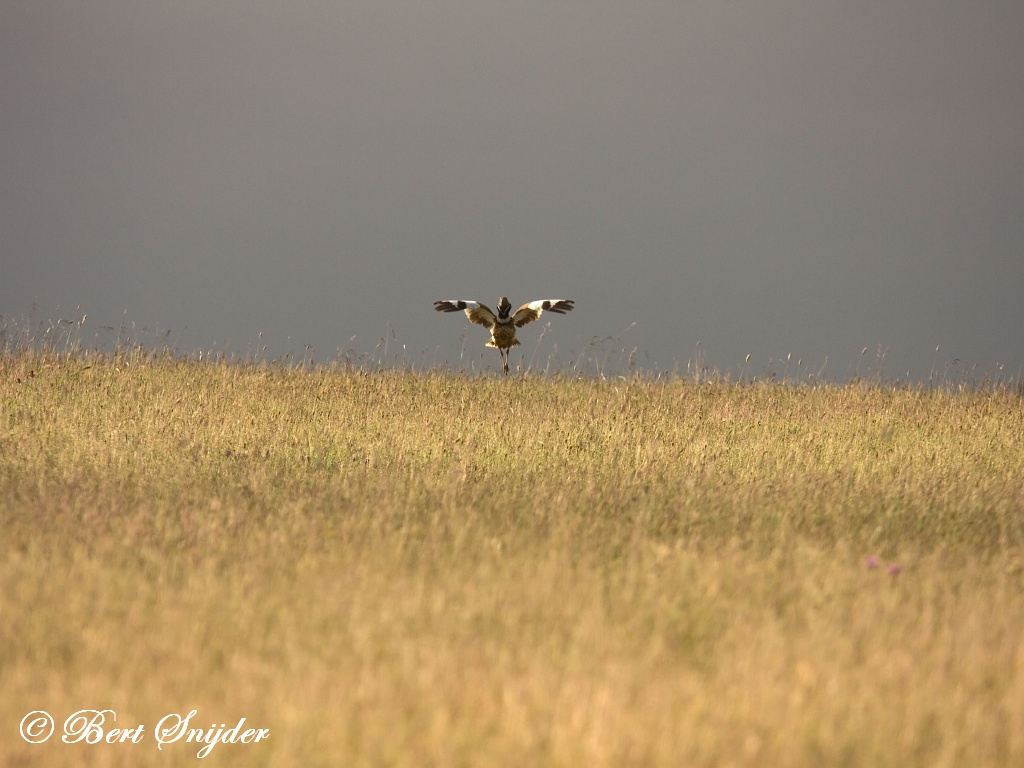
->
[2,349,1023,767]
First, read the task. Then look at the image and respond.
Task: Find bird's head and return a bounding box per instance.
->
[497,296,512,318]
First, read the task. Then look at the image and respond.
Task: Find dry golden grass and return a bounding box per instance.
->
[2,349,1023,766]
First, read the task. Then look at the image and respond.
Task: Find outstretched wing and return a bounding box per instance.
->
[511,299,575,328]
[433,300,497,328]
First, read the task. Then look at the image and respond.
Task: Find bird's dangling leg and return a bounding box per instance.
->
[502,350,510,375]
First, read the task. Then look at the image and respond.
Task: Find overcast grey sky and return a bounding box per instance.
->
[3,2,1022,380]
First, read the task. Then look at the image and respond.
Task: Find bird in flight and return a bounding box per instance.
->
[434,297,575,374]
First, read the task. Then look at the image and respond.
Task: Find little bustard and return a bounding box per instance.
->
[434,297,575,374]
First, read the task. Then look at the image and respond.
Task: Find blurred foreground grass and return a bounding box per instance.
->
[2,350,1023,766]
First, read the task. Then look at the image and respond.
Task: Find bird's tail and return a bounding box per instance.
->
[486,339,520,349]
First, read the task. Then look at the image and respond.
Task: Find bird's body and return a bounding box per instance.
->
[434,296,575,374]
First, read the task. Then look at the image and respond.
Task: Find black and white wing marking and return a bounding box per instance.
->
[433,300,498,328]
[511,299,575,328]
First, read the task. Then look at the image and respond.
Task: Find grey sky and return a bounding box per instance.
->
[3,2,1022,380]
